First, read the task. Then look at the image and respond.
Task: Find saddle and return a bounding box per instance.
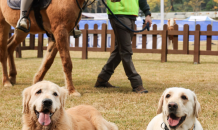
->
[8,0,54,39]
[7,0,51,10]
[8,0,79,39]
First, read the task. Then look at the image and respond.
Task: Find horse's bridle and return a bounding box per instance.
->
[72,0,95,37]
[74,0,96,28]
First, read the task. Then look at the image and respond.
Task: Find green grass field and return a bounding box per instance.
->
[0,49,218,130]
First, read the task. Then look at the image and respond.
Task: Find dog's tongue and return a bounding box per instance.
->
[168,117,181,126]
[38,112,51,126]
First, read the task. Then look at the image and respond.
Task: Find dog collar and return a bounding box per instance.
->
[161,122,195,130]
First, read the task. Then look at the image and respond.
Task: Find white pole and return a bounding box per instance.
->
[160,0,164,30]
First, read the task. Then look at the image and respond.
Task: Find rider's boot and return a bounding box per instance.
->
[74,29,82,38]
[69,29,82,38]
[16,0,34,32]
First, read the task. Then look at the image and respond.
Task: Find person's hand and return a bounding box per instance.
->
[145,15,152,27]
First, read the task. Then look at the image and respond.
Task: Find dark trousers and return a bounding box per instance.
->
[98,16,142,89]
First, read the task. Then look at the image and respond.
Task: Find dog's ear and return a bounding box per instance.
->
[167,19,170,26]
[193,92,201,118]
[22,86,32,114]
[157,91,165,114]
[59,87,68,107]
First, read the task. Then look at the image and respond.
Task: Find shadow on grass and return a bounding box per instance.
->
[70,79,172,95]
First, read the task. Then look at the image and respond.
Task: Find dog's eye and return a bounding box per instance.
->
[166,94,171,98]
[181,95,187,100]
[53,92,58,96]
[36,89,42,94]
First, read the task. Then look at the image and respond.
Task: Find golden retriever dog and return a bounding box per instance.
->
[22,81,118,130]
[167,18,176,49]
[146,87,203,130]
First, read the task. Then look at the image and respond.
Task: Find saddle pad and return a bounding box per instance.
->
[7,0,51,10]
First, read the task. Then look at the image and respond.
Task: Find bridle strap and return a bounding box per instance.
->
[74,0,95,27]
[73,0,83,37]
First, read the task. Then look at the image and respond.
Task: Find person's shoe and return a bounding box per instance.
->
[69,29,82,38]
[94,77,118,88]
[74,29,82,36]
[16,18,30,33]
[16,18,28,29]
[132,86,148,93]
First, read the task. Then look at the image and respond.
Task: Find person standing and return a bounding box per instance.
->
[95,0,152,93]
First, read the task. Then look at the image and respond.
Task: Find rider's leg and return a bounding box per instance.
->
[16,0,33,30]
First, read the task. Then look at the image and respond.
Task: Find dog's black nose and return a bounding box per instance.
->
[168,102,178,111]
[42,99,53,107]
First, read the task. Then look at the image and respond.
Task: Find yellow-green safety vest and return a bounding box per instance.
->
[106,0,139,16]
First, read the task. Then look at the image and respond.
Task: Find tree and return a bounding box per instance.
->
[86,0,95,13]
[188,0,204,12]
[147,0,171,12]
[98,0,106,13]
[169,0,175,11]
[147,0,160,12]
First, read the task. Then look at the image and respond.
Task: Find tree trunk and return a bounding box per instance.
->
[170,0,174,11]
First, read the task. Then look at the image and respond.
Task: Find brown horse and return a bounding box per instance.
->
[0,0,85,96]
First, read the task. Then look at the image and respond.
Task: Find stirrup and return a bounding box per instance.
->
[16,16,31,33]
[70,29,82,38]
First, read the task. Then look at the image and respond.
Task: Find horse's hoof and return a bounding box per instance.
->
[9,77,16,85]
[70,90,81,97]
[3,81,13,87]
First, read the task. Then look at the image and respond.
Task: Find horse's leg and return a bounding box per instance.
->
[53,27,80,96]
[33,40,58,84]
[7,30,28,84]
[0,20,11,87]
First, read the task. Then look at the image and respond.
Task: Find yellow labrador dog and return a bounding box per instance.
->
[146,87,203,130]
[22,81,118,130]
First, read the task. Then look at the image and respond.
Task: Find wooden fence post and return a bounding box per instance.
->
[75,25,79,47]
[93,24,98,48]
[183,24,189,54]
[142,23,147,49]
[82,24,88,59]
[37,33,44,58]
[173,24,178,50]
[193,24,200,64]
[30,34,35,49]
[152,24,157,49]
[22,40,26,47]
[161,24,168,62]
[75,36,79,48]
[101,24,107,52]
[206,25,212,51]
